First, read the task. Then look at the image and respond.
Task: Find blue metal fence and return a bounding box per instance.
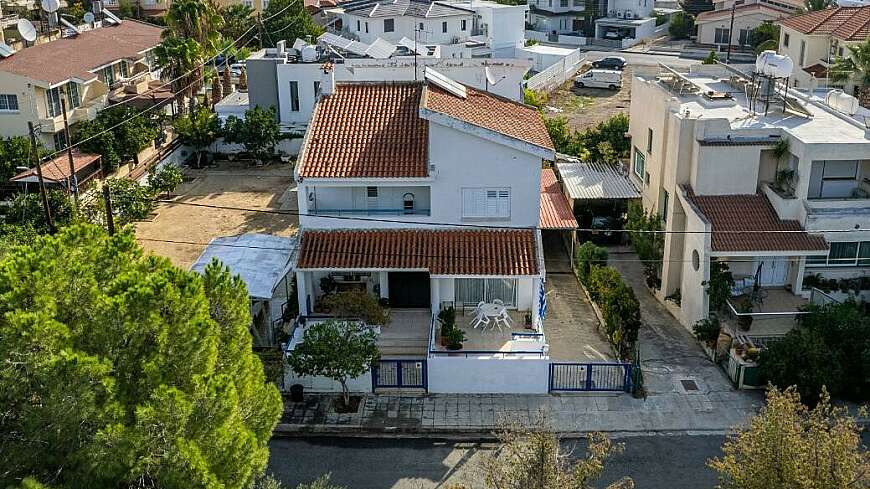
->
[372,359,427,391]
[548,362,632,392]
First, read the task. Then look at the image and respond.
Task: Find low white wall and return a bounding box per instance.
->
[525,30,549,42]
[427,356,550,393]
[210,137,304,157]
[558,34,587,46]
[283,369,372,393]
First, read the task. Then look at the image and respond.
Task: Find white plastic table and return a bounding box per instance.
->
[476,303,510,330]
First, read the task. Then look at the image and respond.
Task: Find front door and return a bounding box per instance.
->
[388,272,430,308]
[755,258,790,286]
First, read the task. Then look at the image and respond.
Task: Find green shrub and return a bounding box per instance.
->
[626,201,663,289]
[147,165,184,196]
[587,265,641,359]
[322,290,390,325]
[702,50,719,65]
[705,259,734,313]
[523,88,548,110]
[574,241,608,284]
[693,316,720,345]
[668,11,694,39]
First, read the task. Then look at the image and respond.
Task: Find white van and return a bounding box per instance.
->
[574,69,622,90]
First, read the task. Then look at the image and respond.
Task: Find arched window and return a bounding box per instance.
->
[403,193,415,214]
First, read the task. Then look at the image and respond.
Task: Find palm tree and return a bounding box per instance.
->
[164,0,224,55]
[153,36,204,114]
[830,39,870,108]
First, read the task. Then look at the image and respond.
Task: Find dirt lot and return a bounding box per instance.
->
[543,66,632,132]
[135,160,298,269]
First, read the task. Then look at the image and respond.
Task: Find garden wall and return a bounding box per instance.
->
[427,355,551,394]
[282,370,372,393]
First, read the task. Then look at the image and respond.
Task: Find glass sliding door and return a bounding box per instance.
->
[456,278,517,307]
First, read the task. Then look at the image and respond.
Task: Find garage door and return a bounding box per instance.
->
[388,272,430,308]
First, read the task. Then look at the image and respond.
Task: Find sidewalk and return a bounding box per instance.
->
[275,388,761,437]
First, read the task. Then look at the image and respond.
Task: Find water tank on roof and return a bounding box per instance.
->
[755,51,794,79]
[301,44,318,62]
[825,89,860,115]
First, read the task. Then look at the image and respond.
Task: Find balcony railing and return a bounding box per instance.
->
[311,208,431,217]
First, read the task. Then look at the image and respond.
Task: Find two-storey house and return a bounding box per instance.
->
[695,0,801,49]
[0,20,162,150]
[336,0,476,45]
[289,70,565,393]
[628,62,869,333]
[777,5,870,93]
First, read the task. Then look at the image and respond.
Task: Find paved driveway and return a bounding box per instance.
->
[608,248,759,402]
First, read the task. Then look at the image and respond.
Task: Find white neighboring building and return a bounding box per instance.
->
[593,0,657,47]
[695,0,800,48]
[527,0,662,47]
[627,62,869,330]
[528,0,597,34]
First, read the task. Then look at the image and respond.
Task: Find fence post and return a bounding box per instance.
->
[396,360,403,387]
[585,365,593,390]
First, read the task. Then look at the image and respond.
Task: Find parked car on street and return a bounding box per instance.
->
[574,69,622,90]
[591,56,627,70]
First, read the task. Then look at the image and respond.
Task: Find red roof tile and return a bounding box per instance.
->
[802,63,831,78]
[684,189,828,253]
[11,150,101,184]
[298,83,429,179]
[423,84,554,151]
[780,6,870,40]
[0,21,163,85]
[297,229,540,275]
[540,169,578,229]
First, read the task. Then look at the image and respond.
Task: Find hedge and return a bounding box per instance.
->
[584,264,641,360]
[575,242,608,284]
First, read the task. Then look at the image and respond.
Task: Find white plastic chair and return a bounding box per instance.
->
[493,299,504,306]
[471,309,490,329]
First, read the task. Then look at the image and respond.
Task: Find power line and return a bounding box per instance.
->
[137,236,833,265]
[152,199,870,235]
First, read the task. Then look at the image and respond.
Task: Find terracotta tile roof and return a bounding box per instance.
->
[683,188,828,253]
[297,229,540,275]
[780,6,870,41]
[0,21,163,85]
[298,83,429,179]
[802,62,831,78]
[423,84,555,151]
[11,150,101,184]
[697,2,793,23]
[540,169,578,229]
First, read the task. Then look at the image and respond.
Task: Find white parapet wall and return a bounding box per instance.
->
[427,355,551,394]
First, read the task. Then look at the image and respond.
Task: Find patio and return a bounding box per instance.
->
[724,288,809,337]
[434,310,543,354]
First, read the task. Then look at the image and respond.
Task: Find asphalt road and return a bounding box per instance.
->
[268,435,727,489]
[576,49,698,68]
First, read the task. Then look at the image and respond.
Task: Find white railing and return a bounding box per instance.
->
[525,49,586,92]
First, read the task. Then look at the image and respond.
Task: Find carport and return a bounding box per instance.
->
[540,168,579,273]
[554,155,640,245]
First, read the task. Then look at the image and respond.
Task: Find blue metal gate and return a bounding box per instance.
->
[372,359,427,391]
[548,362,632,392]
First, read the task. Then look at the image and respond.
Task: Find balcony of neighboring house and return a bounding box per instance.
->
[307,185,432,218]
[37,86,109,134]
[804,159,870,216]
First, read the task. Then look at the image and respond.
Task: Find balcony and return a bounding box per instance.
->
[307,185,432,219]
[311,208,431,217]
[805,160,870,216]
[38,95,108,133]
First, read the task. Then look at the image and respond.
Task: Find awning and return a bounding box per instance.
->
[297,229,540,276]
[190,234,297,300]
[11,150,101,185]
[555,156,640,200]
[540,168,578,230]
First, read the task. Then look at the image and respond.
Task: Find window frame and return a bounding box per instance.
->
[46,86,62,118]
[461,187,511,219]
[0,93,19,112]
[806,241,870,268]
[67,82,81,108]
[442,21,447,33]
[461,19,466,31]
[383,18,394,32]
[646,128,653,154]
[289,81,300,112]
[633,147,645,179]
[783,32,789,47]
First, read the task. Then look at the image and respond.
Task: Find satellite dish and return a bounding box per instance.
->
[17,19,37,42]
[83,11,95,23]
[41,0,60,12]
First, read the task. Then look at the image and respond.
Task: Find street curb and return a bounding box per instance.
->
[272,423,738,440]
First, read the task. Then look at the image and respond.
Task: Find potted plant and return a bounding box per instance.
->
[744,347,760,363]
[444,326,466,351]
[524,312,533,327]
[775,168,796,196]
[737,300,754,331]
[692,315,721,348]
[438,306,456,346]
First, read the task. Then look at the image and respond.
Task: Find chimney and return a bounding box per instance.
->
[320,63,335,97]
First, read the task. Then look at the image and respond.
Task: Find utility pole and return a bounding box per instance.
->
[60,98,78,205]
[725,2,736,64]
[28,121,55,234]
[102,185,115,235]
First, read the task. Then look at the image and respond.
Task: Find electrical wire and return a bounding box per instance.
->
[152,199,870,235]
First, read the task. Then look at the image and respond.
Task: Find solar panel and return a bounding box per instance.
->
[102,9,122,24]
[364,37,395,59]
[317,32,354,50]
[425,67,466,99]
[0,43,14,58]
[292,38,308,50]
[60,17,81,35]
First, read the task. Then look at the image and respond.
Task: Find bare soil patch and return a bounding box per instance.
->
[544,66,633,132]
[135,160,298,269]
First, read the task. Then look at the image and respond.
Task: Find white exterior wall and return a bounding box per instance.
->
[527,0,586,14]
[427,356,551,393]
[608,0,654,18]
[529,13,580,34]
[311,185,432,213]
[696,11,783,46]
[676,191,713,328]
[276,62,335,126]
[342,12,474,44]
[778,27,829,89]
[478,4,528,51]
[284,369,373,393]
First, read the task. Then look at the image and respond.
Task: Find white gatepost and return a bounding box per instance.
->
[379,271,389,300]
[296,271,310,316]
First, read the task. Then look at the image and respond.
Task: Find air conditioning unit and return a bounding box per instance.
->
[624,10,634,18]
[616,9,624,18]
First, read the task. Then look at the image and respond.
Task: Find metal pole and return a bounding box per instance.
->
[60,98,78,205]
[102,185,115,235]
[28,121,55,234]
[726,3,736,64]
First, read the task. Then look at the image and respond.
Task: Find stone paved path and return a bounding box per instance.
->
[545,273,614,361]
